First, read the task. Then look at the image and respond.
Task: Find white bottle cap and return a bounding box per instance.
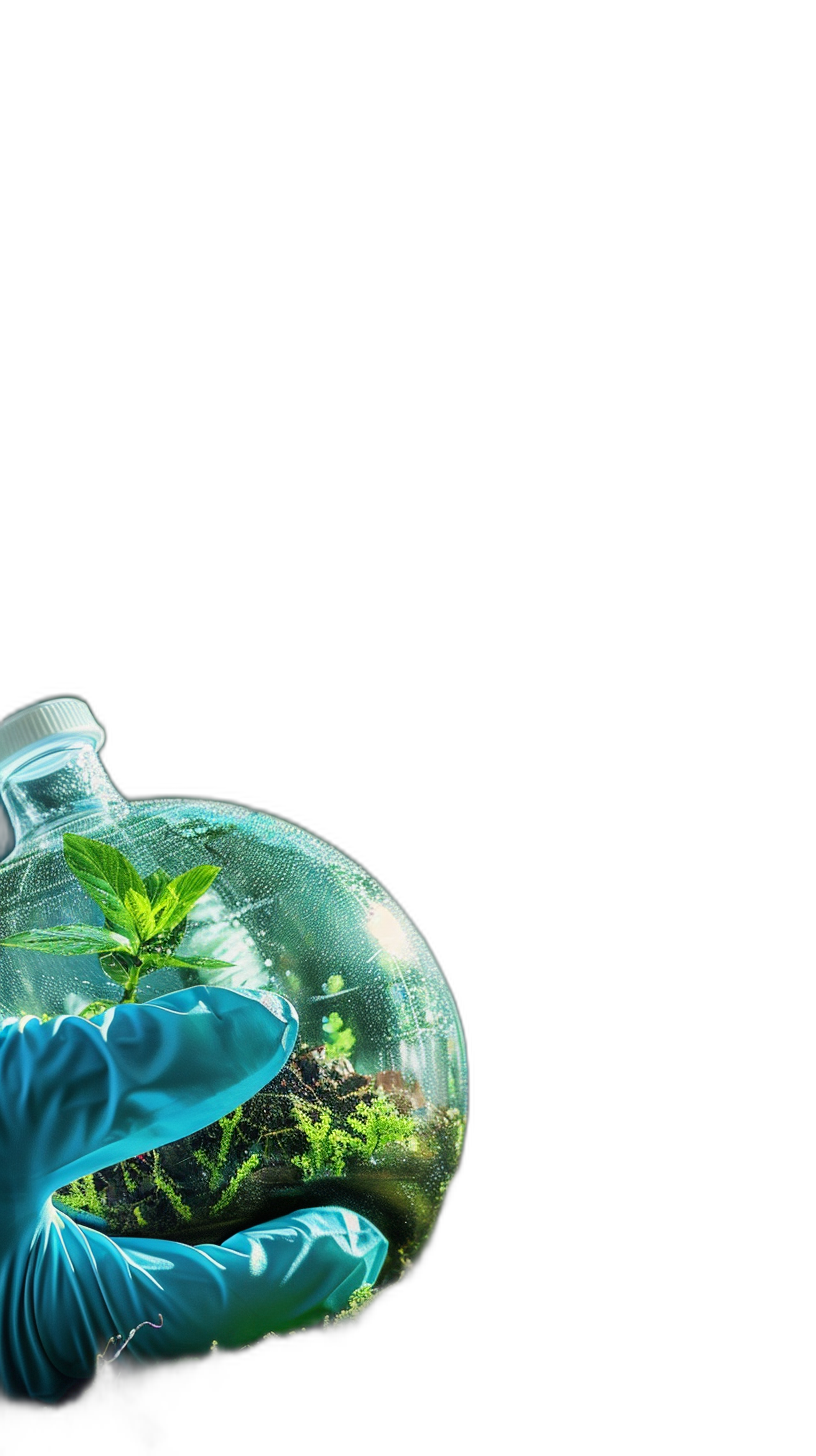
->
[0,697,105,769]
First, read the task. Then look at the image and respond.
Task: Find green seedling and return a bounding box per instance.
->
[320,974,357,1061]
[1,832,232,1014]
[322,1010,356,1061]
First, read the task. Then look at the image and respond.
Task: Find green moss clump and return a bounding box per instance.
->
[291,1093,413,1180]
[58,1174,106,1220]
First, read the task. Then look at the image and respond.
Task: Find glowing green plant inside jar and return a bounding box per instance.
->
[2,834,233,1015]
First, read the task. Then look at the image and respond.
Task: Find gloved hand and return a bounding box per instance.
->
[0,986,387,1401]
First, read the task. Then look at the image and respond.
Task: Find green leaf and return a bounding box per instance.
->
[63,833,147,904]
[1,925,132,956]
[63,834,146,945]
[147,917,187,955]
[124,888,155,941]
[101,904,138,947]
[144,869,170,904]
[151,865,220,935]
[98,951,137,985]
[147,887,182,936]
[137,953,234,973]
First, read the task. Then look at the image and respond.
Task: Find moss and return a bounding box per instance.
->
[194,1106,244,1191]
[290,1092,415,1181]
[291,1104,352,1178]
[58,1174,106,1220]
[211,1152,262,1215]
[151,1151,192,1222]
[60,1047,466,1287]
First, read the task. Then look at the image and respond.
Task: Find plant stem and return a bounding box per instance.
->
[121,968,141,1003]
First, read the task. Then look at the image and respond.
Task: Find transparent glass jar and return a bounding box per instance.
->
[0,699,467,1282]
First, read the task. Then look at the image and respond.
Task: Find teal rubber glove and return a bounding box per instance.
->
[0,987,387,1401]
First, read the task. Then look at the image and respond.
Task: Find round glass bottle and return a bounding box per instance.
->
[0,699,467,1282]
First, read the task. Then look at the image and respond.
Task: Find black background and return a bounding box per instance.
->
[0,628,486,1444]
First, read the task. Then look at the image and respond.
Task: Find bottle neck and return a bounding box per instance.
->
[0,736,126,855]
